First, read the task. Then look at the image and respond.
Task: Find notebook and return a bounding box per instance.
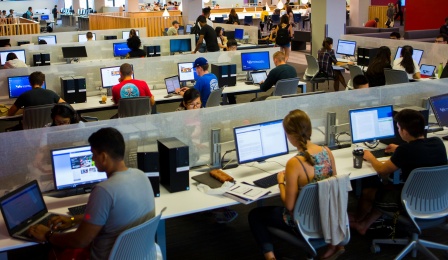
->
[0,180,57,242]
[420,64,436,78]
[164,75,181,95]
[250,71,268,84]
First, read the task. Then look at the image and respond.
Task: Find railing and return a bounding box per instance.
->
[0,18,39,36]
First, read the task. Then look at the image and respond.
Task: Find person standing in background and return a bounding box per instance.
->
[440,17,448,39]
[386,3,394,28]
[394,0,403,26]
[52,5,58,21]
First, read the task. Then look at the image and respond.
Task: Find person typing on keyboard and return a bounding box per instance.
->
[28,128,156,260]
[351,109,447,235]
[249,109,345,260]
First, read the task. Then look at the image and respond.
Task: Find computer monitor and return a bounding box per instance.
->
[241,51,271,71]
[100,65,134,89]
[122,30,139,39]
[185,24,193,34]
[225,31,235,40]
[78,33,96,42]
[235,28,244,40]
[51,145,108,192]
[0,49,26,66]
[40,15,49,20]
[62,46,88,59]
[113,42,130,57]
[349,105,395,144]
[233,119,289,164]
[394,47,424,64]
[420,64,436,77]
[8,75,47,99]
[336,39,356,56]
[429,93,448,130]
[170,39,192,53]
[38,35,57,45]
[164,76,181,94]
[178,62,198,82]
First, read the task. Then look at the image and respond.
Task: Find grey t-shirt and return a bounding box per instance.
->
[84,168,155,260]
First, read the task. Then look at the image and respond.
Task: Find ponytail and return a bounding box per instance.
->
[399,45,415,74]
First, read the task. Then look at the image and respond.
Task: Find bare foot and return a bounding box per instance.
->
[350,220,368,235]
[321,245,345,259]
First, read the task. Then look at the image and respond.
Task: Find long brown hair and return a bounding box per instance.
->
[399,45,415,74]
[366,46,391,75]
[283,109,315,166]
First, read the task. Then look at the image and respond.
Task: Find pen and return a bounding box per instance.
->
[243,189,253,195]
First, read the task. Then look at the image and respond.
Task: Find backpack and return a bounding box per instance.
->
[275,24,290,46]
[22,13,27,18]
[191,16,202,35]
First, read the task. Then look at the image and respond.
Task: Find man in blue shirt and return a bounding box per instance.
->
[25,7,33,19]
[176,57,219,107]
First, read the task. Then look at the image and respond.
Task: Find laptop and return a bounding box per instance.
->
[420,64,436,78]
[0,180,58,242]
[164,75,181,97]
[251,71,268,84]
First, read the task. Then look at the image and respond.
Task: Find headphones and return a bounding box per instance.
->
[51,103,78,122]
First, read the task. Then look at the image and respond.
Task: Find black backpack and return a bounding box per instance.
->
[22,13,27,18]
[191,16,202,35]
[275,24,290,46]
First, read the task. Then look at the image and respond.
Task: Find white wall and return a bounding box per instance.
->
[0,0,57,13]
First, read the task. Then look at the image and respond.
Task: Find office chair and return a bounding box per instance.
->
[22,104,54,130]
[273,77,300,96]
[118,97,151,118]
[271,14,280,26]
[371,166,448,259]
[384,69,409,85]
[305,54,331,92]
[39,20,47,33]
[267,182,350,259]
[244,16,253,25]
[215,17,224,23]
[347,65,364,90]
[205,88,224,107]
[108,207,166,260]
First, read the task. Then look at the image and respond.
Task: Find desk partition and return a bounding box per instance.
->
[0,79,447,194]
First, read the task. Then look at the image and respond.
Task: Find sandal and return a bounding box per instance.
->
[321,248,345,260]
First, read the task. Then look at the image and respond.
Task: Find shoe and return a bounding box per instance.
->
[321,248,345,260]
[213,208,238,224]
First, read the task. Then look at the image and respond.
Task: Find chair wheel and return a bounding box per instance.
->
[371,244,380,253]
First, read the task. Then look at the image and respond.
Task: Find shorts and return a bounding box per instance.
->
[374,184,404,213]
[276,42,291,48]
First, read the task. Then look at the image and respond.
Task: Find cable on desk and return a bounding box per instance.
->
[363,140,380,149]
[221,149,236,169]
[335,132,351,146]
[240,163,270,173]
[265,160,285,167]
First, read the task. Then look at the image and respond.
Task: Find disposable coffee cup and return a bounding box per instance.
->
[353,149,364,169]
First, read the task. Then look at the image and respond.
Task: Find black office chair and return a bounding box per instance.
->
[118,97,151,118]
[271,14,280,26]
[244,16,253,25]
[384,69,409,85]
[22,104,54,129]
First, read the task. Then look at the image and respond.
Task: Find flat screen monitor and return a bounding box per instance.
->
[336,39,356,56]
[164,76,181,94]
[235,28,244,40]
[241,51,271,71]
[62,46,88,59]
[113,42,130,57]
[122,30,139,39]
[100,65,134,88]
[349,105,395,143]
[394,47,424,65]
[51,145,107,192]
[429,93,448,128]
[225,31,235,40]
[185,24,193,33]
[234,119,289,164]
[170,39,192,53]
[8,75,46,99]
[40,15,49,20]
[78,33,96,42]
[38,35,57,45]
[0,49,26,66]
[178,62,198,82]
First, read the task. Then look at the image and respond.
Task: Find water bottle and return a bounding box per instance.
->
[437,63,444,79]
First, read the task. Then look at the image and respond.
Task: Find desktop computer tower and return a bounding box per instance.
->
[357,47,379,67]
[17,41,30,46]
[60,76,87,104]
[33,53,51,66]
[137,146,160,197]
[104,35,117,40]
[72,76,87,103]
[211,63,237,88]
[33,54,42,66]
[143,45,161,57]
[157,137,189,193]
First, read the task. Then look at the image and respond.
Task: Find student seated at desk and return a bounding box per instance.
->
[226,39,238,51]
[29,127,156,260]
[46,103,79,126]
[248,109,344,260]
[352,74,369,89]
[392,45,421,80]
[125,36,146,58]
[3,52,27,68]
[215,26,228,51]
[351,109,447,235]
[8,71,65,116]
[318,37,350,91]
[365,46,392,87]
[175,88,201,111]
[259,51,297,92]
[111,63,155,106]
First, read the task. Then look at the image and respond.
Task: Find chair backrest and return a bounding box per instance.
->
[205,87,223,107]
[384,69,409,85]
[305,54,320,77]
[39,20,47,27]
[22,104,55,129]
[293,13,301,23]
[244,16,253,24]
[402,166,448,224]
[108,207,166,260]
[348,64,364,80]
[118,97,151,118]
[271,14,280,23]
[273,77,299,96]
[215,17,224,23]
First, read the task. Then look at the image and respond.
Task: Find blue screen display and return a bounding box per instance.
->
[41,15,49,20]
[113,42,130,57]
[235,28,244,40]
[8,76,46,99]
[430,94,448,127]
[170,39,191,53]
[241,51,271,71]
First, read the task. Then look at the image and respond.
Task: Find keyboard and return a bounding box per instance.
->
[253,174,278,188]
[68,204,87,216]
[17,214,57,238]
[370,149,392,158]
[337,58,351,63]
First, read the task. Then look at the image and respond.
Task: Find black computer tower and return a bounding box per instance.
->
[211,63,237,88]
[104,35,117,40]
[157,137,189,193]
[357,47,379,67]
[60,77,76,103]
[143,45,161,57]
[72,76,87,103]
[137,147,160,197]
[33,54,42,66]
[41,53,51,66]
[17,41,30,46]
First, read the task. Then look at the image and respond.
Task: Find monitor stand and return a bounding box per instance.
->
[45,187,93,198]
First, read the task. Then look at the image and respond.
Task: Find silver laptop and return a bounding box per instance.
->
[0,180,57,242]
[251,71,268,84]
[420,64,436,77]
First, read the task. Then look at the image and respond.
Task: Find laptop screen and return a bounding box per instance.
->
[251,71,267,84]
[420,64,436,77]
[51,145,107,191]
[165,76,180,94]
[394,47,424,64]
[0,181,46,231]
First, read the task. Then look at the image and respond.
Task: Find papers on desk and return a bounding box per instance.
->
[223,183,270,204]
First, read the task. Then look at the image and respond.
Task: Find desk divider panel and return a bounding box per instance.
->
[0,79,447,193]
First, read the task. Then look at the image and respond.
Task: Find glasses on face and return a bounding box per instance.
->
[187,102,202,108]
